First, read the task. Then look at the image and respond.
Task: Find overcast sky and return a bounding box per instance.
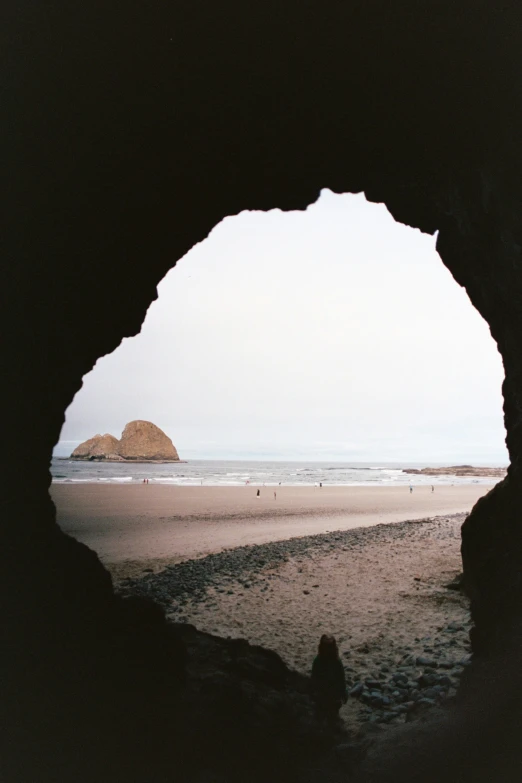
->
[56,190,508,463]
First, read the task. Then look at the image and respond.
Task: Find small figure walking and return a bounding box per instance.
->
[311,635,347,725]
[409,485,413,494]
[319,482,323,488]
[274,491,277,500]
[256,489,260,497]
[431,485,434,492]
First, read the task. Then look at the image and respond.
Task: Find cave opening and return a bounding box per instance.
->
[50,190,507,730]
[4,0,522,779]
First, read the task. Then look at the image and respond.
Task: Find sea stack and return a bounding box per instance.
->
[70,420,181,462]
[117,420,180,461]
[71,434,122,460]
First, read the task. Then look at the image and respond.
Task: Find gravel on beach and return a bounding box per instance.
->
[119,513,473,728]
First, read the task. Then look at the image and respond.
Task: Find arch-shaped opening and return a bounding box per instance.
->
[4,2,522,780]
[55,191,507,468]
[50,191,507,736]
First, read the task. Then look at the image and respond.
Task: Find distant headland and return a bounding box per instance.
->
[404,465,506,478]
[70,420,183,462]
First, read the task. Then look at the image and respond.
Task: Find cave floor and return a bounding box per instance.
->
[121,513,472,730]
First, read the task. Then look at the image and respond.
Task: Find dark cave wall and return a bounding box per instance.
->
[1,0,522,779]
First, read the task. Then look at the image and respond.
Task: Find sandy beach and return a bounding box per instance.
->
[119,513,474,728]
[51,483,492,728]
[52,483,492,575]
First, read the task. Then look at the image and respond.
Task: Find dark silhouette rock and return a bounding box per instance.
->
[2,0,522,781]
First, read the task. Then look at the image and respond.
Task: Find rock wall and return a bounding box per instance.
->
[2,0,522,780]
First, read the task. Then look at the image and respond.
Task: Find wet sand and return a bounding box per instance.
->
[51,483,493,577]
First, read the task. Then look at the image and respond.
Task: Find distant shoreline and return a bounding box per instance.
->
[404,465,506,478]
[59,457,187,463]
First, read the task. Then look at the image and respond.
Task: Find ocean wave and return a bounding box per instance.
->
[50,458,500,488]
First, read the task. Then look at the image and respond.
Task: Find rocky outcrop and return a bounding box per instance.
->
[71,434,121,460]
[404,466,507,478]
[70,421,180,462]
[117,420,180,461]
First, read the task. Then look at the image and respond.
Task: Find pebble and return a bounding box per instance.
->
[416,656,437,667]
[436,675,453,688]
[447,621,465,632]
[392,673,408,685]
[118,512,470,728]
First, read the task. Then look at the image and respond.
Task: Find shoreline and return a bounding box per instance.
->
[52,483,494,569]
[58,457,187,463]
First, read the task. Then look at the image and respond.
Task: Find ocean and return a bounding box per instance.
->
[50,458,501,487]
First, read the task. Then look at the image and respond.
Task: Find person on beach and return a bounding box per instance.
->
[256,489,260,497]
[432,485,434,492]
[311,635,347,724]
[274,491,277,500]
[409,485,413,493]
